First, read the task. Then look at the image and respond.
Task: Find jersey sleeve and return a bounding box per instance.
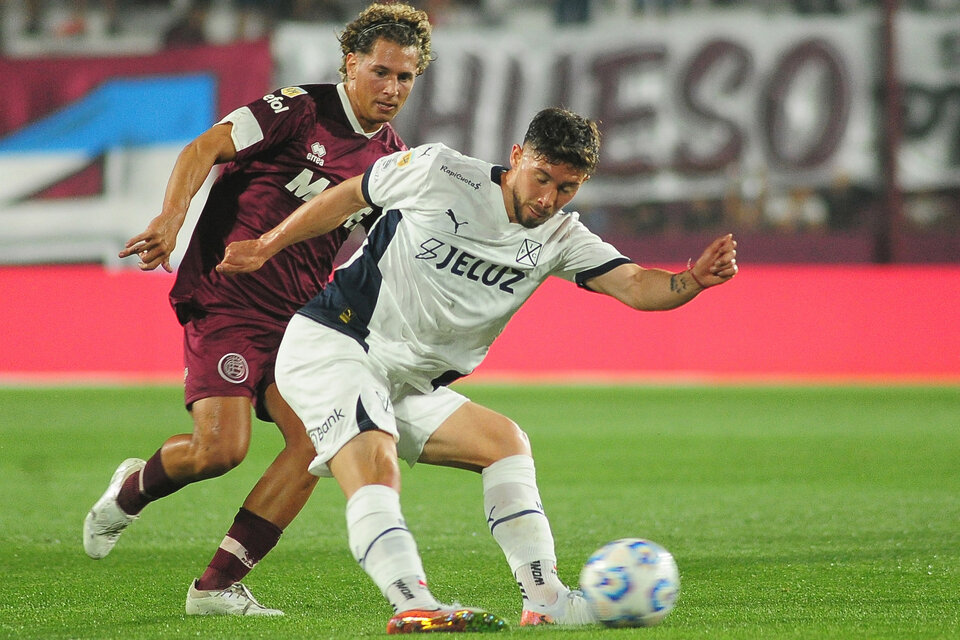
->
[552,215,632,291]
[218,86,313,159]
[361,144,441,211]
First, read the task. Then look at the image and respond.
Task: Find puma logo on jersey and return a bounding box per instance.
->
[445,209,468,234]
[416,238,525,293]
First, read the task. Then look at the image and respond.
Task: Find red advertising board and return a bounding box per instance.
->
[2,265,957,384]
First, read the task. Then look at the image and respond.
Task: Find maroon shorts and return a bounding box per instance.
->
[182,311,286,422]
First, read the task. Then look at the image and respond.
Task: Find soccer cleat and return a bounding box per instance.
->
[387,606,507,634]
[519,588,596,627]
[83,458,146,559]
[185,580,284,616]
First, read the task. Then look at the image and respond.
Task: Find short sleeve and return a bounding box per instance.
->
[361,144,443,210]
[217,87,312,160]
[551,216,631,290]
[218,106,263,152]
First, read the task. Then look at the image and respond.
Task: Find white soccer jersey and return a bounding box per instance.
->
[297,143,629,392]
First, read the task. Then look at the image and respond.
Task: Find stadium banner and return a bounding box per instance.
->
[0,39,272,267]
[275,12,959,205]
[1,265,957,383]
[1,14,956,269]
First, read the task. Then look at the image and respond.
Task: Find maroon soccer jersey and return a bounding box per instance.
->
[170,84,406,326]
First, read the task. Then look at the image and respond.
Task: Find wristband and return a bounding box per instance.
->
[685,259,708,290]
[687,269,708,290]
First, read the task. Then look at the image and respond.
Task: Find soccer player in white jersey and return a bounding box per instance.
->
[218,107,738,632]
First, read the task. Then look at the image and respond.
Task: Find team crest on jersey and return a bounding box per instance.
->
[516,239,542,267]
[397,151,413,167]
[218,353,249,384]
[280,86,307,97]
[308,142,326,166]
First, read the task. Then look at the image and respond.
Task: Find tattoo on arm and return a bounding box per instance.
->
[670,272,689,294]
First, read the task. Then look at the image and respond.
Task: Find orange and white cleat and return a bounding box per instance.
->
[387,606,507,634]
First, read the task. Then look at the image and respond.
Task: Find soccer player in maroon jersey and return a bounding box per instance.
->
[84,3,434,616]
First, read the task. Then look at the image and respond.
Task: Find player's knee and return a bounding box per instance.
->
[367,437,402,486]
[330,430,401,492]
[479,420,532,468]
[500,421,531,455]
[190,439,248,477]
[373,462,401,489]
[278,422,315,459]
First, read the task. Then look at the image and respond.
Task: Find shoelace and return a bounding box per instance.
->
[218,583,266,609]
[562,589,595,624]
[94,511,135,536]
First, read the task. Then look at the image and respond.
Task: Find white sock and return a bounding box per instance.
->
[346,484,439,612]
[482,455,565,606]
[514,559,566,608]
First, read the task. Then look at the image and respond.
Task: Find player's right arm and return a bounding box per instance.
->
[217,174,368,275]
[119,123,237,272]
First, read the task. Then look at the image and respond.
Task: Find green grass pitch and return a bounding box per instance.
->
[1,383,958,639]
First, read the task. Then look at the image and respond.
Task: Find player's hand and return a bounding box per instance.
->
[217,239,268,275]
[119,215,178,273]
[689,233,738,288]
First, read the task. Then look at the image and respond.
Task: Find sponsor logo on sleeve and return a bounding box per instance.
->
[439,164,482,190]
[262,90,301,114]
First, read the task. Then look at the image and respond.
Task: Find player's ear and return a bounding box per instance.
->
[509,144,523,168]
[345,52,359,81]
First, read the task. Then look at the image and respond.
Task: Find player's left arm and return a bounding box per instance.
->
[587,234,738,311]
[216,174,367,274]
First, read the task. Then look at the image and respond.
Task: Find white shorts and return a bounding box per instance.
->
[276,314,469,477]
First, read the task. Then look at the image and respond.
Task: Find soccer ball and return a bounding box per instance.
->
[579,538,680,627]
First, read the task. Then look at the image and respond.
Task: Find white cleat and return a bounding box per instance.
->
[520,588,597,627]
[185,580,285,616]
[83,458,146,559]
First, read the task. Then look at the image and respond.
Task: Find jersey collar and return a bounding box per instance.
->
[337,83,382,139]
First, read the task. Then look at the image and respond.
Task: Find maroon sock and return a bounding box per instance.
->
[116,449,186,516]
[196,508,283,590]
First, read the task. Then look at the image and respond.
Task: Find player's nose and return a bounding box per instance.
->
[538,188,558,211]
[383,76,400,96]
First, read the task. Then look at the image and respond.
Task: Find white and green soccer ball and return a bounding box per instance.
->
[579,538,680,627]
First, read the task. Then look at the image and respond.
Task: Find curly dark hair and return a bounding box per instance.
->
[523,108,601,176]
[337,3,433,80]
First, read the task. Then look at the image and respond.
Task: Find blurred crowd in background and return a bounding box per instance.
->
[7,0,960,45]
[2,0,958,249]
